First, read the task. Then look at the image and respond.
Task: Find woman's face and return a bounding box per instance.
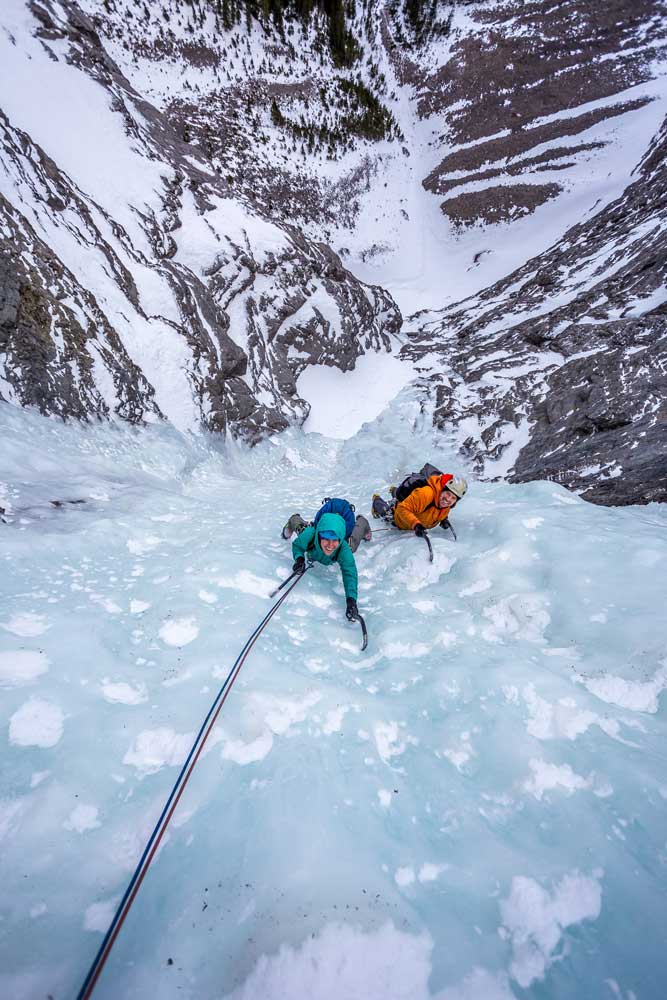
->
[439,488,458,509]
[320,536,340,556]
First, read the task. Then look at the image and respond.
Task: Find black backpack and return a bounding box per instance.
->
[394,463,442,503]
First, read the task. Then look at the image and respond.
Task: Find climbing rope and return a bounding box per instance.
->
[76,567,309,1000]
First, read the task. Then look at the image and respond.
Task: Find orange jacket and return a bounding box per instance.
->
[393,474,453,530]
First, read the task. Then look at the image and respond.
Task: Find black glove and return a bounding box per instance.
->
[292,556,306,574]
[345,597,358,621]
[440,518,450,531]
[414,523,426,537]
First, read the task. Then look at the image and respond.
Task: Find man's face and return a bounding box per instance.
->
[439,488,458,509]
[320,536,340,556]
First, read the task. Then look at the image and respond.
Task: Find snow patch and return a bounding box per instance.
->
[458,579,492,597]
[0,613,49,637]
[159,617,199,647]
[573,662,667,713]
[216,571,276,598]
[523,685,612,741]
[0,650,49,688]
[323,706,349,735]
[523,758,592,800]
[123,728,194,775]
[130,600,151,615]
[222,691,321,765]
[500,872,602,988]
[395,866,416,887]
[418,863,448,883]
[298,351,414,440]
[221,921,434,1000]
[127,536,161,555]
[482,594,550,644]
[64,804,101,833]
[198,589,218,604]
[374,721,409,763]
[84,898,119,933]
[222,732,274,766]
[9,698,64,748]
[100,681,148,706]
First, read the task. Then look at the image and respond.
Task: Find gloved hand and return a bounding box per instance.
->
[413,523,426,537]
[292,556,306,574]
[345,597,358,621]
[440,518,450,531]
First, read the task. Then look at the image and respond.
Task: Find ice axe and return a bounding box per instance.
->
[347,607,368,651]
[269,562,311,598]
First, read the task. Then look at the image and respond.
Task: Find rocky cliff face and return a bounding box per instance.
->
[412,0,667,228]
[403,111,667,506]
[1,0,666,504]
[391,0,667,505]
[0,0,401,438]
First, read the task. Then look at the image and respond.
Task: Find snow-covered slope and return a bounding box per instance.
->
[403,111,667,506]
[2,0,667,500]
[0,0,401,436]
[1,398,666,999]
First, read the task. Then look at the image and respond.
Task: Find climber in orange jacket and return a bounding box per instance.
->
[373,472,467,537]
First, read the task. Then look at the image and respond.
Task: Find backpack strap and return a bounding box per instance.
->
[322,497,355,512]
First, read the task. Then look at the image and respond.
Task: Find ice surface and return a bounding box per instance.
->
[1,396,666,999]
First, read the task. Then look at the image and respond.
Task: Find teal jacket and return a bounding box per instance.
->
[292,512,358,601]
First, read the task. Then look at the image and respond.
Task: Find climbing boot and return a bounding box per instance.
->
[372,494,392,520]
[348,514,372,553]
[282,513,307,540]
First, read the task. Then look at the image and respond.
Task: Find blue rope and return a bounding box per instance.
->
[76,569,307,999]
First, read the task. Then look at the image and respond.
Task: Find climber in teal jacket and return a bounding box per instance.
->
[291,511,360,621]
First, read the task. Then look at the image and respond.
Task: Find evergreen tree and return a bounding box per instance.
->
[270,98,286,126]
[205,0,360,65]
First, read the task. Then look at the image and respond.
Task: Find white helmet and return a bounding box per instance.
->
[447,476,468,500]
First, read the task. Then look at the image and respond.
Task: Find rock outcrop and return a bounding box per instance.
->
[413,0,667,228]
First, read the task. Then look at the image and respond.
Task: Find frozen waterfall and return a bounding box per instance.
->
[1,393,666,1000]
